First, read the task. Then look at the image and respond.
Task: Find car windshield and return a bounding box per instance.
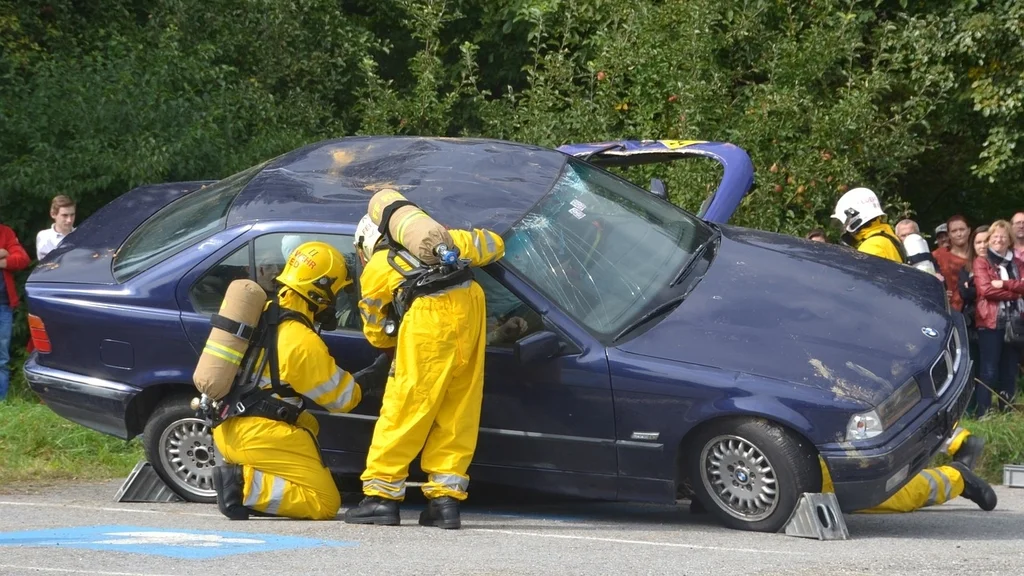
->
[112,161,267,282]
[502,157,715,340]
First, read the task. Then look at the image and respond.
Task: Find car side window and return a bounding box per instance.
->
[188,243,253,315]
[253,232,362,332]
[475,271,545,348]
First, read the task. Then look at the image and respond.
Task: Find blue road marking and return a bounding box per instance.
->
[0,525,356,560]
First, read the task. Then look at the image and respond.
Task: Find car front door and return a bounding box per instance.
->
[470,267,618,497]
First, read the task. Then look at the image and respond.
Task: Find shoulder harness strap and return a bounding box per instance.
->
[869,230,910,264]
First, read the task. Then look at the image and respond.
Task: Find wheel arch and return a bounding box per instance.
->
[674,409,821,496]
[125,382,199,439]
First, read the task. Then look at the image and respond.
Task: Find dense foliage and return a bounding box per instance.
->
[2,0,1022,355]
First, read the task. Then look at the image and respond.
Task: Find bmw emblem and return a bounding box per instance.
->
[736,470,749,483]
[922,327,939,338]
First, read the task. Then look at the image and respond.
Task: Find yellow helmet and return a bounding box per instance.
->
[275,241,352,309]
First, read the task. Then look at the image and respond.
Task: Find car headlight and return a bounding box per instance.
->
[845,378,922,442]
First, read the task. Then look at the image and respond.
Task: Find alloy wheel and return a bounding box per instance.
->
[157,417,221,500]
[699,434,779,522]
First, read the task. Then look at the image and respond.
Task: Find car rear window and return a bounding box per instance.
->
[112,162,267,282]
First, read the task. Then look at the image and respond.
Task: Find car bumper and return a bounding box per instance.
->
[23,353,141,440]
[819,356,974,513]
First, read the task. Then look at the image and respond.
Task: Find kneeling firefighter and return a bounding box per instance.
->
[344,189,506,529]
[192,241,391,521]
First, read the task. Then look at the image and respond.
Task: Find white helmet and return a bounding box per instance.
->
[831,187,886,233]
[355,214,383,262]
[281,234,305,261]
[903,233,937,274]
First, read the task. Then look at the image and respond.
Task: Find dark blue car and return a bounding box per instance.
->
[23,136,972,533]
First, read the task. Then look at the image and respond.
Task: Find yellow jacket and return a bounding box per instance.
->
[358,228,506,349]
[853,220,904,264]
[256,290,363,432]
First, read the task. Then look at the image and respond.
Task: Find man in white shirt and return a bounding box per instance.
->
[36,195,76,260]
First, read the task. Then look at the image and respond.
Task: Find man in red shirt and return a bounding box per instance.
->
[933,216,971,312]
[0,223,30,401]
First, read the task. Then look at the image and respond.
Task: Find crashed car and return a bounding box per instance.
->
[23,136,972,533]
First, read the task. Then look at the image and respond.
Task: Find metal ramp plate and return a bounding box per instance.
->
[781,492,849,540]
[114,461,185,503]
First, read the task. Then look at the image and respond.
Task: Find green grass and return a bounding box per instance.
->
[943,411,1024,485]
[0,397,143,487]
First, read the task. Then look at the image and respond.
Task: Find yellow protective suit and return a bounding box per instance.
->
[357,228,505,501]
[851,220,904,263]
[820,426,973,513]
[212,290,364,520]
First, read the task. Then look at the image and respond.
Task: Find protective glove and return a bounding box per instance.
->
[487,316,528,345]
[353,353,392,398]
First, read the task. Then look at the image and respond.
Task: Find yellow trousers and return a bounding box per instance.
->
[820,427,970,513]
[361,281,487,502]
[212,411,340,520]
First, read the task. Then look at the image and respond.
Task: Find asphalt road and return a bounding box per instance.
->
[1,479,1023,576]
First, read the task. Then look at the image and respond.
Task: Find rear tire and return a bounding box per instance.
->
[686,417,820,533]
[143,395,221,503]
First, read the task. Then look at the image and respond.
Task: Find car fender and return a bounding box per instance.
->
[682,394,816,447]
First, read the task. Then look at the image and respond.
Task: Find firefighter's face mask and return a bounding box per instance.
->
[831,208,861,247]
[314,305,340,332]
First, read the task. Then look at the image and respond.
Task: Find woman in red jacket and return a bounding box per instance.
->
[0,223,31,401]
[972,219,1024,417]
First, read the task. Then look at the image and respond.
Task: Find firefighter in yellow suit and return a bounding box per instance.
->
[211,241,390,521]
[344,215,506,529]
[831,186,905,262]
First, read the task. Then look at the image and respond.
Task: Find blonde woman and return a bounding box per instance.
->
[972,220,1024,416]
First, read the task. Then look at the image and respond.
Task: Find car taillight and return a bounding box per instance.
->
[28,314,52,354]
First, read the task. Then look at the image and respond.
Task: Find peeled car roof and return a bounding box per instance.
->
[227,136,569,234]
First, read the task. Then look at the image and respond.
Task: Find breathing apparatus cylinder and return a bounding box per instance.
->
[368,188,454,265]
[192,279,268,401]
[902,233,937,275]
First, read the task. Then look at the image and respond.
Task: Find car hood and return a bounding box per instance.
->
[28,181,215,284]
[615,225,950,408]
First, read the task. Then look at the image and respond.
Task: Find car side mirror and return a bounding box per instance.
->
[513,330,562,364]
[650,178,668,200]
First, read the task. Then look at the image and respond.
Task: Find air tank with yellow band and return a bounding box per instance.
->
[192,278,268,400]
[368,188,453,265]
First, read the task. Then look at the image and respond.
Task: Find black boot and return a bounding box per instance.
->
[212,464,249,521]
[953,435,985,472]
[951,462,997,511]
[419,496,461,529]
[344,496,401,526]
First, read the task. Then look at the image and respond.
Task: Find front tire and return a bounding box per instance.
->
[686,417,820,533]
[142,395,221,503]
